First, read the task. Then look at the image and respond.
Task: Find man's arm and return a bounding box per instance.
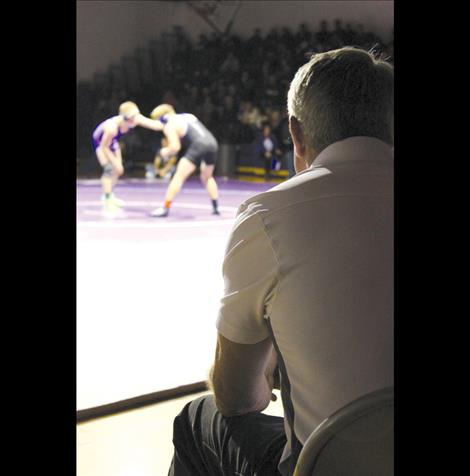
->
[209,333,279,417]
[160,123,182,159]
[212,202,280,417]
[135,114,164,131]
[158,156,177,177]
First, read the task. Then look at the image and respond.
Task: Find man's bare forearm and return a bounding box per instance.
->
[208,336,278,417]
[209,366,272,416]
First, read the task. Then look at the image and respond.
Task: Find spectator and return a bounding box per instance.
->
[315,19,331,44]
[332,18,346,47]
[343,22,356,45]
[220,51,240,77]
[161,89,179,110]
[277,110,295,177]
[167,46,394,475]
[268,109,282,130]
[264,76,283,105]
[239,100,264,130]
[200,94,216,126]
[256,122,282,177]
[246,27,263,52]
[281,26,295,51]
[295,22,313,52]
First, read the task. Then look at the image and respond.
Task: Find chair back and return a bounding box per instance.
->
[293,386,394,476]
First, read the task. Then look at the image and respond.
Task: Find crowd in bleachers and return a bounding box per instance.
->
[77,20,393,172]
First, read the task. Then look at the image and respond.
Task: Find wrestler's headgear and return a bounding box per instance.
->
[150,104,175,120]
[119,101,140,121]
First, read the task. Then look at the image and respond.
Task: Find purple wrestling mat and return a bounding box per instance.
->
[77,177,275,418]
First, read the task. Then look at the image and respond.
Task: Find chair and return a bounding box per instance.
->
[293,386,394,476]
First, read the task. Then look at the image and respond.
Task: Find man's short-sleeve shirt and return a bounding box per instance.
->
[216,136,394,474]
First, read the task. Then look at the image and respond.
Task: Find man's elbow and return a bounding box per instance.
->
[212,387,268,417]
[214,399,241,417]
[214,394,253,417]
[210,379,244,416]
[168,146,180,156]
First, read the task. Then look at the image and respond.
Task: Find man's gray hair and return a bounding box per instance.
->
[287,47,394,154]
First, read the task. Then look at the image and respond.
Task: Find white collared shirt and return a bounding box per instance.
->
[216,136,394,473]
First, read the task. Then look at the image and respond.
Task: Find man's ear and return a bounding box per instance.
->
[289,116,310,173]
[289,116,306,159]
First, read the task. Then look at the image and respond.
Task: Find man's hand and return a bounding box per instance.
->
[159,157,177,176]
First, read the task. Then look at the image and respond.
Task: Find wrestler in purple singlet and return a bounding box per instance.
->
[92,117,127,152]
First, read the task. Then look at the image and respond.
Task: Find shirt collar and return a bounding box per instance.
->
[311,136,394,169]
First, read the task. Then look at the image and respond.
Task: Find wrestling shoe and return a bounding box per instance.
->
[111,195,125,207]
[102,199,121,216]
[150,206,169,217]
[101,194,125,207]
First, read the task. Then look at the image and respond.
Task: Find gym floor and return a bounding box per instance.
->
[76,177,280,475]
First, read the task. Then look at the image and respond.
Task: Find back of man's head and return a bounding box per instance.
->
[287,47,394,154]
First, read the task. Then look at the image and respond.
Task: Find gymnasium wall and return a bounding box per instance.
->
[77,0,394,82]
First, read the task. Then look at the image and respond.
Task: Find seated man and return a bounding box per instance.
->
[168,47,394,475]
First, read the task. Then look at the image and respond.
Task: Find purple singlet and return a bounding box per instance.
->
[92,117,126,151]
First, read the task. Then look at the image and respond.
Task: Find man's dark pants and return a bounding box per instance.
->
[168,395,287,475]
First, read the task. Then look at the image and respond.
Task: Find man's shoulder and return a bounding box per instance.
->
[239,167,332,215]
[103,118,118,133]
[236,159,391,225]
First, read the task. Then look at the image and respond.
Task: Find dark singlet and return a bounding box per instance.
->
[159,113,218,165]
[159,113,216,149]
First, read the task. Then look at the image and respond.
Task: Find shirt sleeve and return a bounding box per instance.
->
[216,200,279,344]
